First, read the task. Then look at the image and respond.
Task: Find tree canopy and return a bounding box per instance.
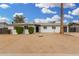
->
[13,15,25,23]
[68,22,79,26]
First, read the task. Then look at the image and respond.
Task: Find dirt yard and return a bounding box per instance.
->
[0,33,79,55]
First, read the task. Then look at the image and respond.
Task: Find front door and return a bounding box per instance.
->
[36,26,39,32]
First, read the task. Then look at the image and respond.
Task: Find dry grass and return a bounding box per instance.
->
[0,33,79,55]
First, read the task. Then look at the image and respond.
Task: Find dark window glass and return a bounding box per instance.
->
[43,26,47,29]
[24,26,28,29]
[52,26,55,29]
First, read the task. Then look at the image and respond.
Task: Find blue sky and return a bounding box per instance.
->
[0,3,79,24]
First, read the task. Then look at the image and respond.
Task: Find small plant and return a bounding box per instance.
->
[28,27,34,34]
[15,27,24,34]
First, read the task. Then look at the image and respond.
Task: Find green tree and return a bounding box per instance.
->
[68,22,78,26]
[13,15,25,23]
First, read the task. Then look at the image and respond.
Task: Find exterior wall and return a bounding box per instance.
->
[55,26,60,33]
[75,27,79,32]
[8,26,14,30]
[11,30,17,34]
[39,25,60,33]
[0,24,7,28]
[8,26,17,34]
[24,29,29,34]
[7,24,61,34]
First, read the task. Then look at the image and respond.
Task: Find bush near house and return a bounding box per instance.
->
[28,27,34,34]
[15,27,24,34]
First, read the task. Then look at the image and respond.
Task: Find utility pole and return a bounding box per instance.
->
[60,3,64,34]
[48,3,64,34]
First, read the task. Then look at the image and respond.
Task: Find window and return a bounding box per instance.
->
[24,26,28,29]
[43,26,47,29]
[52,26,56,29]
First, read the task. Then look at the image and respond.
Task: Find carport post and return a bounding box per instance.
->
[67,25,69,32]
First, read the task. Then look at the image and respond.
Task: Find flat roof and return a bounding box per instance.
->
[7,23,61,26]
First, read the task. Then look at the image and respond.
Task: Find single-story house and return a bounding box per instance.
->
[0,22,79,34]
[67,23,79,32]
[0,22,61,34]
[0,22,11,34]
[7,22,61,34]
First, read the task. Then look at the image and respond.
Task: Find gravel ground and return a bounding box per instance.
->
[0,33,79,55]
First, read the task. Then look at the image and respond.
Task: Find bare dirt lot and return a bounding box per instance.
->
[0,33,79,55]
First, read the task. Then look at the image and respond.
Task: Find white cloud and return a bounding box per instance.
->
[52,15,60,21]
[71,8,79,15]
[13,13,23,17]
[68,11,72,14]
[35,3,76,8]
[24,18,28,23]
[72,20,79,23]
[23,3,29,4]
[35,3,58,14]
[41,8,56,14]
[35,3,76,14]
[68,8,79,15]
[64,3,76,8]
[35,3,59,8]
[9,3,14,4]
[34,17,52,23]
[34,18,47,23]
[34,15,60,23]
[0,17,9,23]
[64,14,73,19]
[0,4,10,9]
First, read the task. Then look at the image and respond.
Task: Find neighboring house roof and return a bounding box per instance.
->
[0,22,7,24]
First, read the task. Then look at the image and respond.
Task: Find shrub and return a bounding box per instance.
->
[28,27,34,34]
[15,27,24,34]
